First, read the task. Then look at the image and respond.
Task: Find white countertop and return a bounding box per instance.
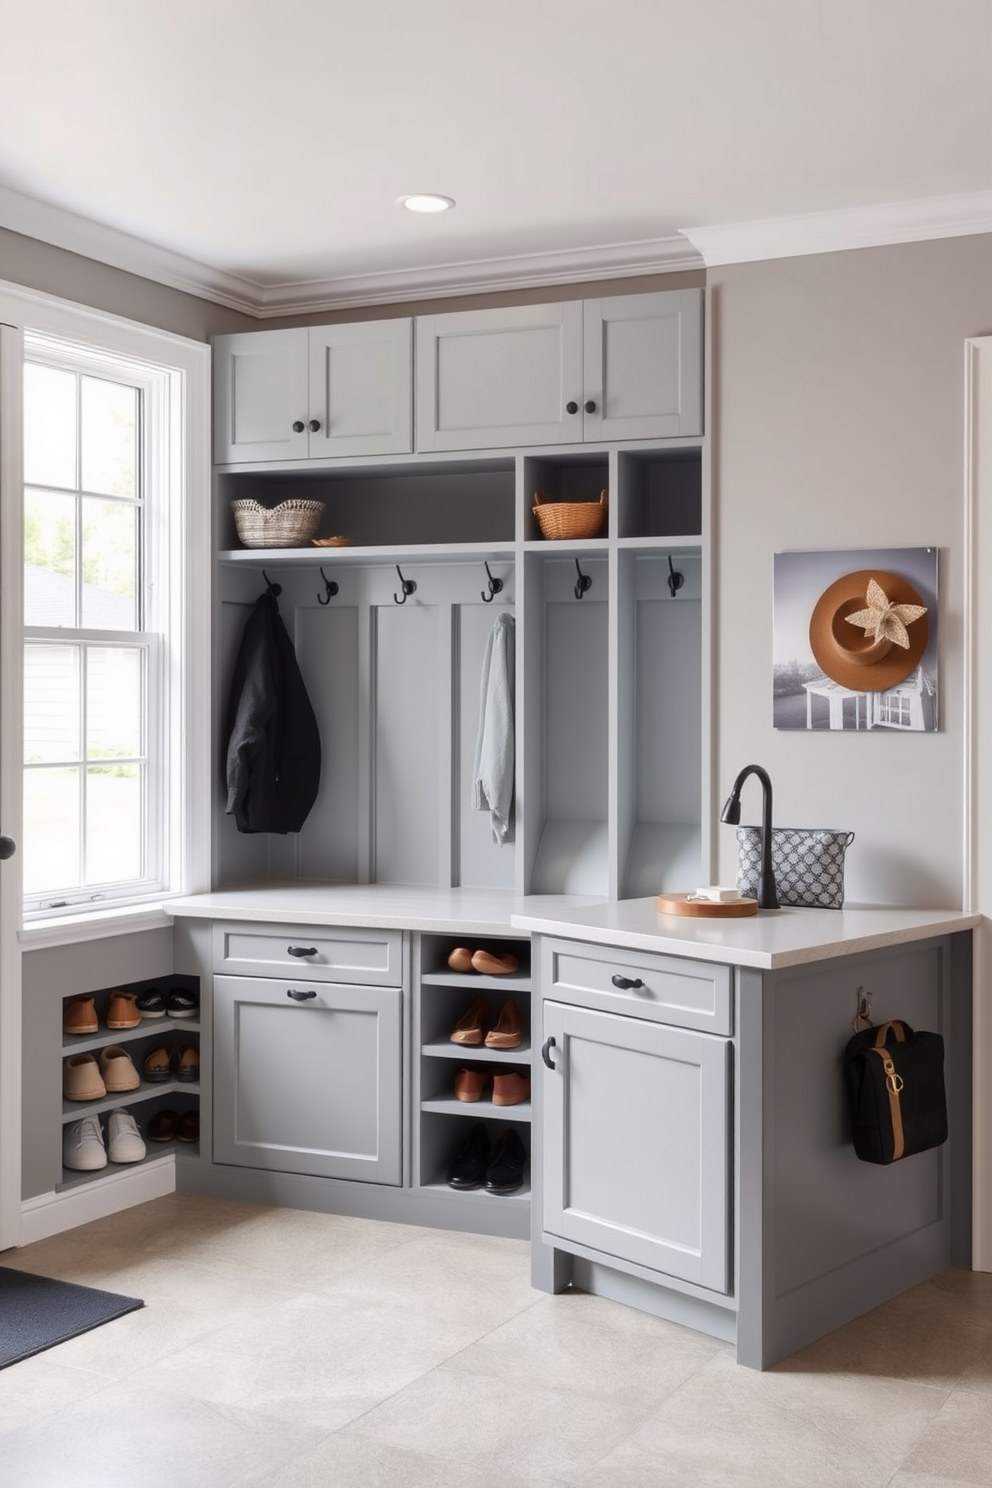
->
[167,884,602,936]
[167,884,978,970]
[509,898,979,970]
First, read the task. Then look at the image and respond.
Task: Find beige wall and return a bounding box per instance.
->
[711,233,992,908]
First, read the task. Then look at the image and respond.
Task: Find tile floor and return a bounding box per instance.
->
[0,1194,990,1488]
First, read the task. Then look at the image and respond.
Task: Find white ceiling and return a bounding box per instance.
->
[1,0,991,315]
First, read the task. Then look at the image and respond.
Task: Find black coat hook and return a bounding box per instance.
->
[481,561,503,604]
[394,565,417,604]
[667,555,684,598]
[317,566,339,605]
[574,559,592,600]
[261,569,282,597]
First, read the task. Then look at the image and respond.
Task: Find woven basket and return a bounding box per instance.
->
[231,499,325,548]
[532,489,607,540]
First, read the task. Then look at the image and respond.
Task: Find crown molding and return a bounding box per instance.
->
[249,235,703,317]
[0,183,701,317]
[679,189,992,267]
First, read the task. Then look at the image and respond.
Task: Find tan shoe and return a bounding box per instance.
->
[484,999,523,1050]
[98,1045,141,1093]
[492,1071,531,1107]
[105,990,140,1029]
[63,1053,107,1102]
[447,946,475,973]
[63,995,98,1035]
[176,1043,200,1083]
[471,949,519,977]
[143,1044,172,1083]
[453,1067,490,1102]
[449,995,488,1045]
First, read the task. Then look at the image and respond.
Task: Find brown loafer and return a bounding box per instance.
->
[471,949,519,977]
[105,990,140,1030]
[177,1110,199,1144]
[485,999,523,1050]
[449,995,488,1045]
[447,946,475,973]
[143,1044,173,1083]
[492,1071,530,1107]
[453,1067,490,1102]
[63,995,98,1036]
[176,1043,200,1082]
[146,1108,178,1142]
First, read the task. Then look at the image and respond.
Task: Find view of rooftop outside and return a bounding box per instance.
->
[22,355,148,905]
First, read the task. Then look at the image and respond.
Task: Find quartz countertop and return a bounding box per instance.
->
[166,884,978,970]
[509,898,979,970]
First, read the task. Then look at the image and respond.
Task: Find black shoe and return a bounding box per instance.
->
[135,985,166,1019]
[446,1122,490,1190]
[166,986,199,1019]
[485,1128,526,1194]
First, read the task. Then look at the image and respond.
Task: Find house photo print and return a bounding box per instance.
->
[773,547,938,732]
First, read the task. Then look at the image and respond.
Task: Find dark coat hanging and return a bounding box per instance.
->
[224,590,321,833]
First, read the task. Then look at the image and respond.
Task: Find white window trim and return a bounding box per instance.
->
[0,277,213,947]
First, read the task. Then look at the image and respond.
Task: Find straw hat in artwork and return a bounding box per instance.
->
[808,570,929,692]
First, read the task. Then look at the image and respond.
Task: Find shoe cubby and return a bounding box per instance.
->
[418,1112,531,1203]
[414,935,532,1230]
[59,973,200,1189]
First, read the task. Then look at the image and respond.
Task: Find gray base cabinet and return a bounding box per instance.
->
[542,1000,730,1291]
[212,973,402,1185]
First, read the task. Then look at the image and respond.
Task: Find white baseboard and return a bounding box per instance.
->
[17,1156,176,1246]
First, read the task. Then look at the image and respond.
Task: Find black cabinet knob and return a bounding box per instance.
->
[292,420,305,433]
[0,835,16,860]
[287,946,318,958]
[565,401,579,415]
[611,974,644,991]
[584,400,597,414]
[308,419,321,433]
[286,988,318,1001]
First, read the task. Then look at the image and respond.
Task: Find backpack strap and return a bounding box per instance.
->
[874,1020,907,1046]
[869,1042,906,1160]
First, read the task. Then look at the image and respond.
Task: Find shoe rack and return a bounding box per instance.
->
[414,934,531,1236]
[59,974,201,1191]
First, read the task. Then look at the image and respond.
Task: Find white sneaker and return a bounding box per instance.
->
[63,1114,107,1171]
[107,1109,146,1164]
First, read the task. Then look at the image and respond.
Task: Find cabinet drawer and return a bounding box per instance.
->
[212,923,402,986]
[543,938,732,1035]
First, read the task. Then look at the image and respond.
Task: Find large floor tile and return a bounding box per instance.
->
[442,1287,724,1408]
[344,1364,655,1479]
[237,1432,572,1488]
[0,1356,112,1438]
[123,1287,511,1431]
[574,1347,945,1488]
[0,1383,324,1488]
[895,1390,992,1485]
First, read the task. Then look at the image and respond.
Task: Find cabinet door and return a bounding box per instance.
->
[213,975,402,1184]
[213,329,310,464]
[542,1000,730,1291]
[416,302,584,451]
[308,319,413,458]
[582,290,703,441]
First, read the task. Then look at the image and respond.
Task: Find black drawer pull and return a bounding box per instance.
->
[286,988,317,1001]
[611,974,644,991]
[287,946,318,957]
[541,1036,557,1069]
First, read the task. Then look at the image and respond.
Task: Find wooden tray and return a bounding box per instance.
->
[656,893,758,918]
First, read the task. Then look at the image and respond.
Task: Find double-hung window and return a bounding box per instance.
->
[13,312,210,923]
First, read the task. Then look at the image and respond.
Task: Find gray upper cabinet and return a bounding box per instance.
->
[583,291,702,442]
[416,301,585,452]
[213,319,414,464]
[416,289,702,452]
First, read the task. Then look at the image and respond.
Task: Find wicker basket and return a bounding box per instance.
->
[231,499,325,548]
[532,489,607,540]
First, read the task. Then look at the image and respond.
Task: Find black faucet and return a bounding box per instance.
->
[720,764,780,909]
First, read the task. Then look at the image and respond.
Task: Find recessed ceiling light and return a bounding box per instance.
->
[397,194,456,214]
